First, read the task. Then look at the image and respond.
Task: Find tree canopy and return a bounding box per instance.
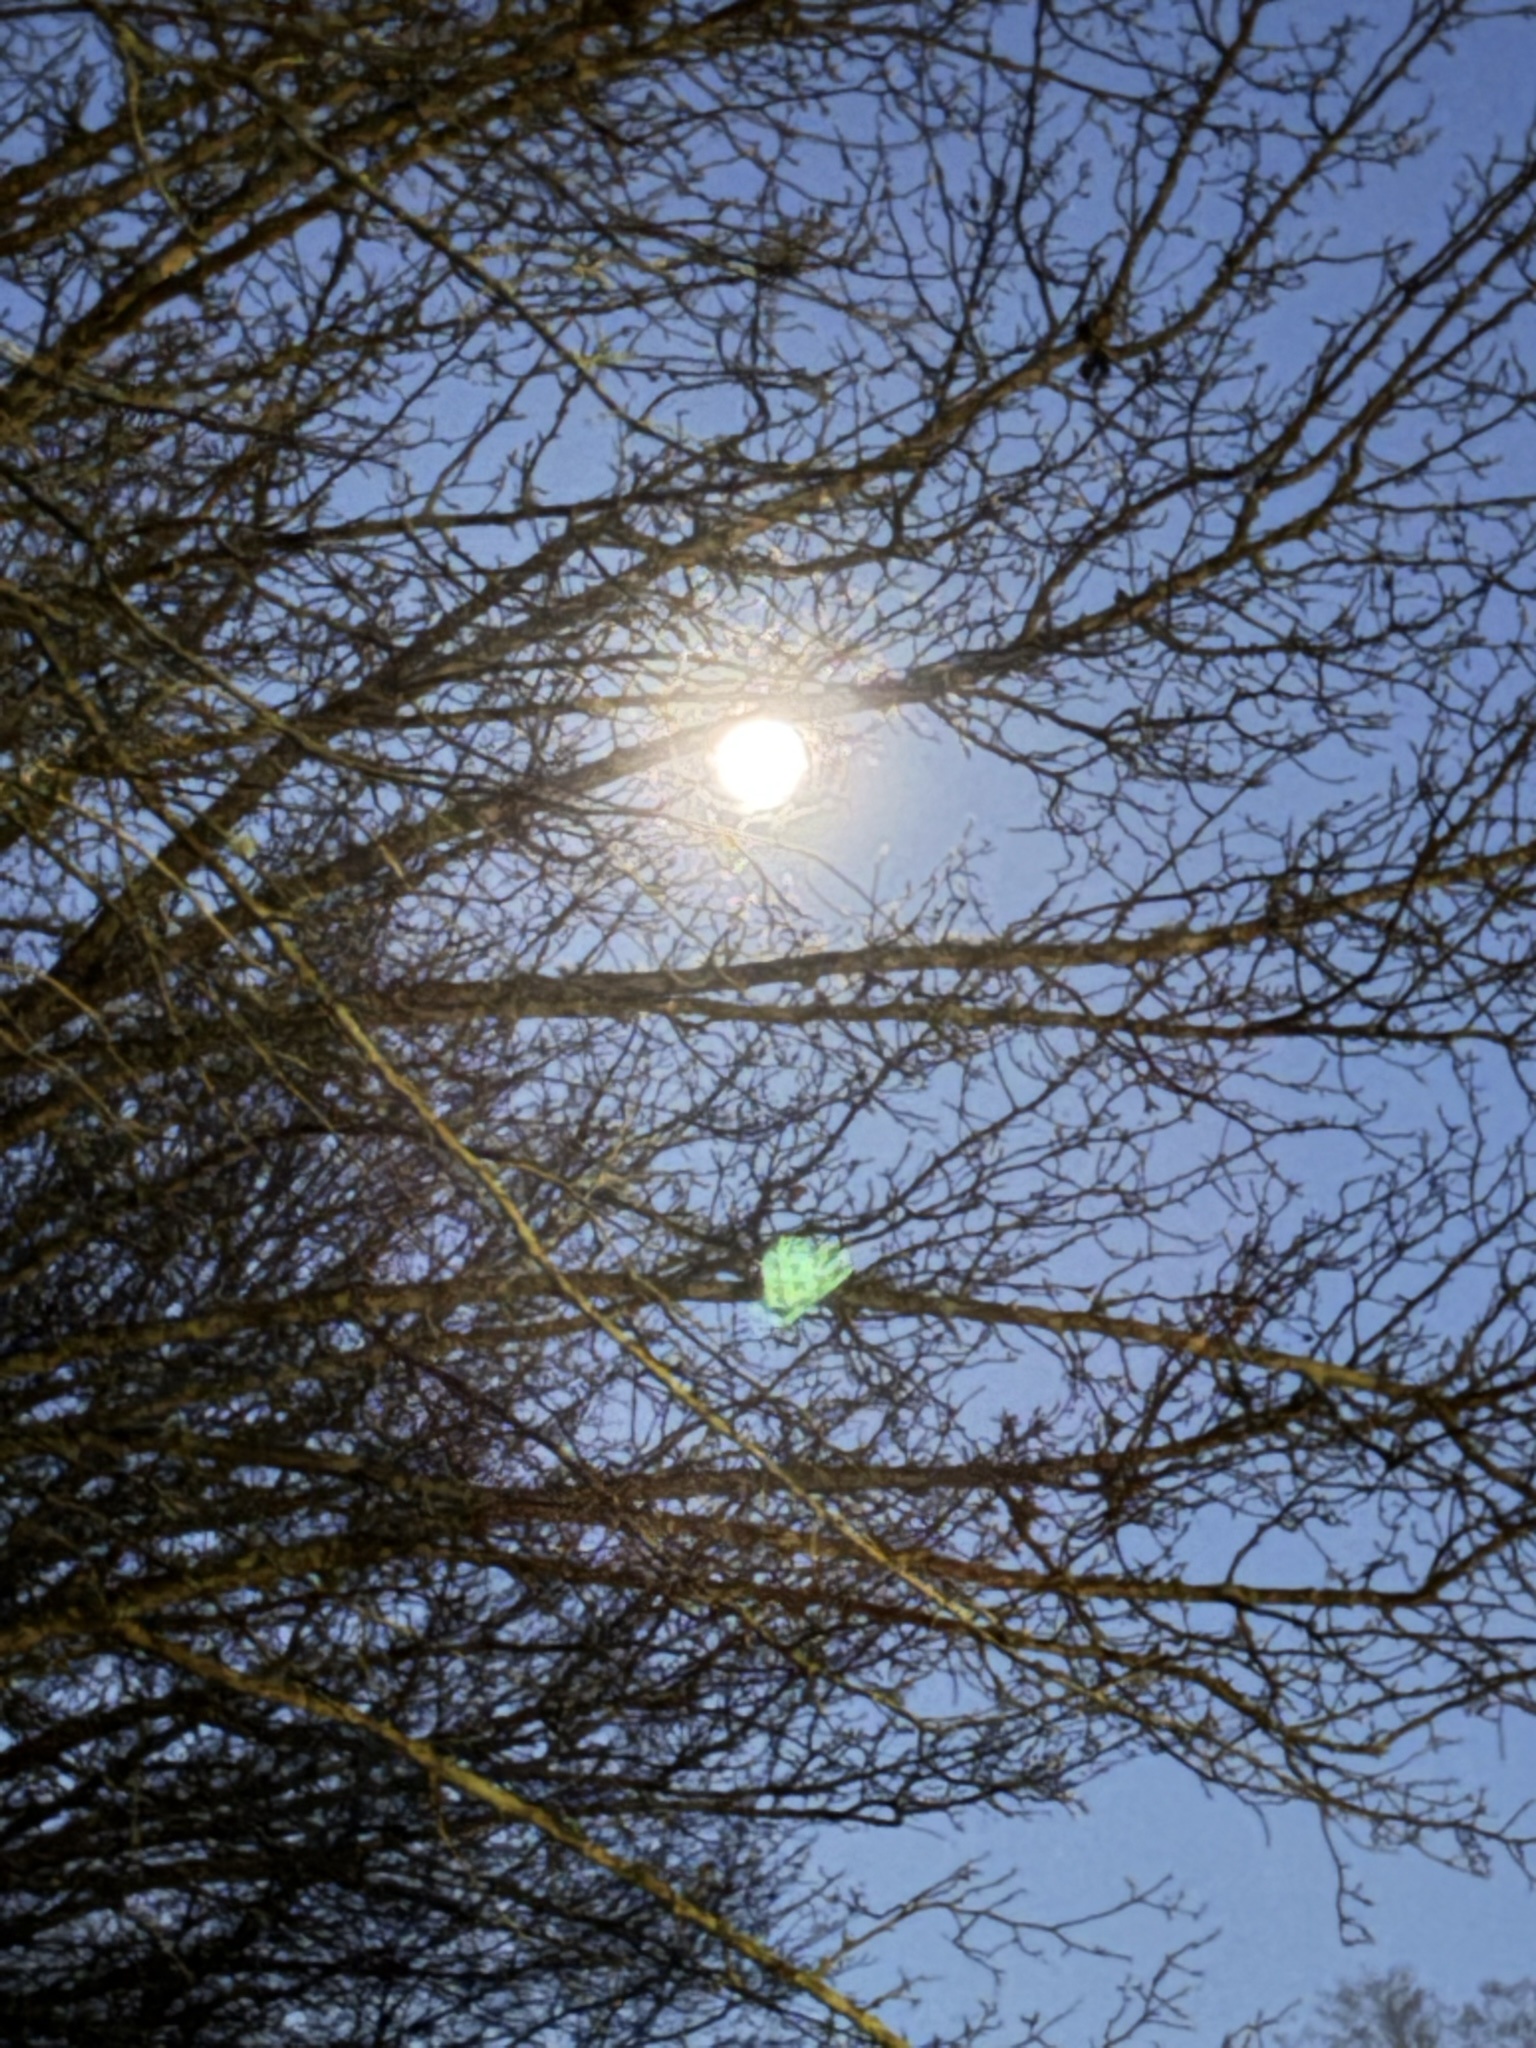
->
[1267,1967,1536,2048]
[4,2,1536,2042]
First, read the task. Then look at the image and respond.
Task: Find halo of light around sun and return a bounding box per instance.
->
[713,717,810,813]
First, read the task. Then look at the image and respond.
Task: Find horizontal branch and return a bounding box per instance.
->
[0,1265,1390,1395]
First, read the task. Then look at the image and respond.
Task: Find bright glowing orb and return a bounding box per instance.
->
[713,718,809,812]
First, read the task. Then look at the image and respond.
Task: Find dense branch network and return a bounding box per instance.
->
[4,2,1536,2044]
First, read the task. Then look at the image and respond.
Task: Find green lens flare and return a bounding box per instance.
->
[760,1234,854,1327]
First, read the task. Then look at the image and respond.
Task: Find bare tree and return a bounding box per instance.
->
[1259,1967,1536,2048]
[4,1,1536,2042]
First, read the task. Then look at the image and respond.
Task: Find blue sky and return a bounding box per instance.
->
[504,10,1536,2036]
[779,704,1536,2043]
[714,18,1536,2037]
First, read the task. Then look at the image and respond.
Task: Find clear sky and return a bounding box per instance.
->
[743,15,1536,2039]
[788,709,1536,2046]
[293,7,1536,2039]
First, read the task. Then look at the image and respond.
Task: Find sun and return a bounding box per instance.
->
[712,717,810,813]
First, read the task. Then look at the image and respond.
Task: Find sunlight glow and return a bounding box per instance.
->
[713,717,810,812]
